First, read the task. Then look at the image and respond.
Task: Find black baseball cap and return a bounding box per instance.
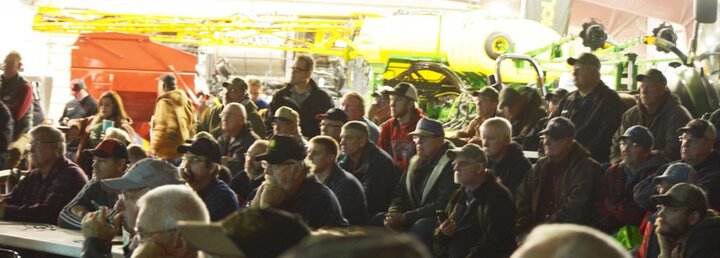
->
[177,135,222,164]
[315,108,349,123]
[540,117,576,140]
[636,69,667,86]
[567,53,601,69]
[255,135,307,164]
[619,125,654,148]
[677,119,716,139]
[158,73,176,86]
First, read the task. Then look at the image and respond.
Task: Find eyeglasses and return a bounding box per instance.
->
[678,135,702,146]
[453,160,480,167]
[220,112,243,118]
[260,160,296,170]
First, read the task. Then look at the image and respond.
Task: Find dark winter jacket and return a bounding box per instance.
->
[338,142,401,215]
[265,79,333,138]
[487,142,531,198]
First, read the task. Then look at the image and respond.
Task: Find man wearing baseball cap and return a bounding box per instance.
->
[377,82,426,173]
[434,143,516,257]
[250,135,347,228]
[58,139,129,230]
[610,68,692,164]
[177,208,312,258]
[151,72,195,162]
[385,118,458,248]
[368,85,394,126]
[270,106,308,149]
[80,158,184,257]
[597,126,669,233]
[677,119,720,211]
[516,117,603,236]
[316,107,348,143]
[652,183,720,258]
[498,86,547,151]
[60,79,98,126]
[178,134,239,221]
[636,163,698,258]
[450,86,499,146]
[550,52,624,163]
[265,54,334,139]
[196,76,265,139]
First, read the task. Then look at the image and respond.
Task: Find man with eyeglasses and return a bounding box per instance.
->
[596,126,669,233]
[250,135,348,228]
[130,185,209,258]
[0,125,87,224]
[635,119,720,213]
[80,158,184,258]
[316,107,348,143]
[515,117,603,237]
[178,135,239,221]
[196,76,265,139]
[384,118,458,249]
[217,103,259,174]
[1,51,35,171]
[229,140,268,205]
[265,54,334,139]
[635,163,698,258]
[652,183,720,258]
[58,138,128,230]
[609,69,692,164]
[434,143,517,258]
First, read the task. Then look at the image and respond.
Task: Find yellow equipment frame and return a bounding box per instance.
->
[33,6,378,59]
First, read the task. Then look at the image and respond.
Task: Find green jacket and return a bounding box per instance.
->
[196,96,265,140]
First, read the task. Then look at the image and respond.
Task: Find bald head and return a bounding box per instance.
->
[222,103,247,135]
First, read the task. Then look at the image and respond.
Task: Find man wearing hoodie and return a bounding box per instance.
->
[596,126,669,233]
[151,73,195,162]
[610,69,692,164]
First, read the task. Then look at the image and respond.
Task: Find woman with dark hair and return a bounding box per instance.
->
[69,91,135,176]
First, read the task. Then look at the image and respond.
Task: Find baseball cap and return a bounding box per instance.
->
[315,108,349,123]
[653,163,699,186]
[636,69,667,86]
[222,76,248,92]
[177,135,222,164]
[71,79,85,92]
[387,82,418,101]
[567,53,601,69]
[545,88,569,102]
[471,86,499,102]
[255,135,306,164]
[498,87,522,109]
[101,158,184,192]
[540,117,576,140]
[677,119,716,139]
[651,183,708,212]
[618,125,654,148]
[446,143,487,164]
[371,86,394,98]
[177,208,311,257]
[83,138,128,160]
[408,117,445,138]
[272,106,299,124]
[157,73,176,86]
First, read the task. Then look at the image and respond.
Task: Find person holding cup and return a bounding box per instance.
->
[68,91,135,177]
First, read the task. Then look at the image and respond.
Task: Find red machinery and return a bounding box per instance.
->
[70,32,197,141]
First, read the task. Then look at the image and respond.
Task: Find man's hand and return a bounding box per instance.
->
[438,219,458,237]
[383,212,405,231]
[81,207,121,242]
[655,219,674,258]
[71,205,89,218]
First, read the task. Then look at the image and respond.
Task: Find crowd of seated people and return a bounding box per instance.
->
[1,50,720,258]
